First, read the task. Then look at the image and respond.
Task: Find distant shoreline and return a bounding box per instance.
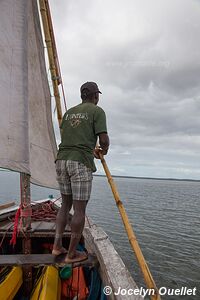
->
[94,174,200,182]
[0,169,200,183]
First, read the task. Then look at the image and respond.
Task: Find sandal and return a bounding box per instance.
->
[64,250,88,264]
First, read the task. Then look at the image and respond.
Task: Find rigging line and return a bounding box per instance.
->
[85,215,92,228]
[56,54,67,111]
[0,224,13,249]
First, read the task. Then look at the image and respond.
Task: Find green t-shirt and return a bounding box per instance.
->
[56,102,107,172]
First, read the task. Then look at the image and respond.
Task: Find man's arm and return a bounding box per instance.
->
[93,106,109,158]
[94,132,110,158]
[99,132,110,155]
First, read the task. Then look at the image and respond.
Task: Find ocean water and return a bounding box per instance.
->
[0,171,199,300]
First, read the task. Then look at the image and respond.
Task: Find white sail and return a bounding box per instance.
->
[0,0,58,189]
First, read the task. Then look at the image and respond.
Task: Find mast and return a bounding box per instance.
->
[19,1,64,295]
[20,173,32,295]
[39,0,63,127]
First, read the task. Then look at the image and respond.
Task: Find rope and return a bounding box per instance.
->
[86,215,92,228]
[20,207,32,218]
[31,200,58,221]
[8,197,61,247]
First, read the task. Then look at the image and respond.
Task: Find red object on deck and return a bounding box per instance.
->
[10,207,21,246]
[61,266,89,300]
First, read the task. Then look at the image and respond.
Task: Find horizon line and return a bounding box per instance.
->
[94,174,200,182]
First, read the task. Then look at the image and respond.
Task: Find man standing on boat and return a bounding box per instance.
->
[52,82,110,263]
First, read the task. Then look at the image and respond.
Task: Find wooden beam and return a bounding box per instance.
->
[0,253,98,267]
[0,254,54,266]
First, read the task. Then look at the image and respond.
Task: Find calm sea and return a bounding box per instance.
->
[0,172,199,300]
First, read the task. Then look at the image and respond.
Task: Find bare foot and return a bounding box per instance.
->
[64,251,88,263]
[52,246,68,256]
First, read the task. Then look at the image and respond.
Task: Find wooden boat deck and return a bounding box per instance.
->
[0,199,91,238]
[0,198,71,238]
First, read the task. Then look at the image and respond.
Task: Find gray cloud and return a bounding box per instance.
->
[49,0,200,179]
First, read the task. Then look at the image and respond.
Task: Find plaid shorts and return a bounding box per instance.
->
[55,160,93,201]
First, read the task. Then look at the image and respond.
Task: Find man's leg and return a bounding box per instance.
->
[53,193,73,252]
[66,200,88,260]
[64,161,92,262]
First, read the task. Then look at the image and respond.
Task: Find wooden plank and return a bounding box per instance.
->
[0,253,97,267]
[30,221,43,232]
[0,254,54,266]
[30,221,70,232]
[0,202,15,210]
[33,221,56,231]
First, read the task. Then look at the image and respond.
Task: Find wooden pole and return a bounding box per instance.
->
[39,0,63,127]
[20,173,31,231]
[20,173,32,295]
[45,0,61,85]
[100,154,160,300]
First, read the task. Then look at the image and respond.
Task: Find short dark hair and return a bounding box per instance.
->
[81,88,95,101]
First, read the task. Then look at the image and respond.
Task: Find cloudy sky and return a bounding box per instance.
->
[49,0,200,179]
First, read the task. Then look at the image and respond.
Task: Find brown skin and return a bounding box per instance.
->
[53,92,109,261]
[94,133,109,158]
[53,193,72,251]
